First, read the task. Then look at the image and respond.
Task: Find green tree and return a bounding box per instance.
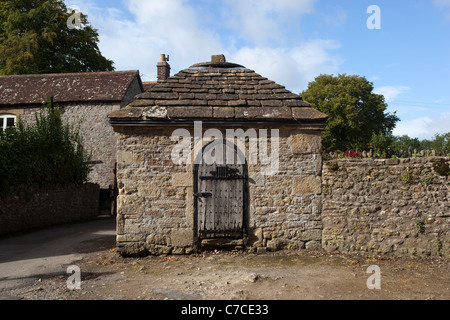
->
[429,132,450,155]
[302,74,399,151]
[391,135,421,152]
[0,0,114,75]
[370,131,394,155]
[416,132,450,155]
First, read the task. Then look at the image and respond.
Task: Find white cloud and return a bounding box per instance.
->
[432,0,450,19]
[393,112,450,139]
[103,0,225,78]
[66,0,224,79]
[320,6,348,28]
[373,86,410,103]
[393,117,432,139]
[427,112,450,135]
[65,0,343,90]
[231,39,343,93]
[224,0,316,45]
[387,105,428,118]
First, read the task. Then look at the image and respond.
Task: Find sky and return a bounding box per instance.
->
[64,0,450,139]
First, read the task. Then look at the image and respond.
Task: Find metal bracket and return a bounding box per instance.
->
[194,192,213,198]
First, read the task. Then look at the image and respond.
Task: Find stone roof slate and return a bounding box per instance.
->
[0,70,142,106]
[109,63,327,123]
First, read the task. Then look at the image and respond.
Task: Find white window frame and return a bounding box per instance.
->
[0,114,16,131]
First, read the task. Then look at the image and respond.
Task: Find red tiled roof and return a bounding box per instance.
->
[0,70,142,106]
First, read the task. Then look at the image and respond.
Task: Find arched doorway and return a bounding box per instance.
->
[193,139,248,247]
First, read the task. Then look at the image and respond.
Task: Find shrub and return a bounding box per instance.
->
[400,168,414,187]
[0,103,91,197]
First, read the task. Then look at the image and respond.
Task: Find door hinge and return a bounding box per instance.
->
[194,192,213,198]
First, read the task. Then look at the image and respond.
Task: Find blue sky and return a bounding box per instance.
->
[65,0,450,139]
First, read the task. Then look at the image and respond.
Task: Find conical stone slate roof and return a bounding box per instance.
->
[108,56,327,125]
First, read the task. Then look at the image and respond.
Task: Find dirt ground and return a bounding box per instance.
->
[7,234,449,301]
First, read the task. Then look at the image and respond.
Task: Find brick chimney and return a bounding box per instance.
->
[157,54,170,81]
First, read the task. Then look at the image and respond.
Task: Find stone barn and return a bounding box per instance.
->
[0,70,143,191]
[108,55,328,256]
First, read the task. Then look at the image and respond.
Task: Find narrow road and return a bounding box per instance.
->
[0,217,116,300]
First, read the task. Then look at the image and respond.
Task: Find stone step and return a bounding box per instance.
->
[200,238,244,250]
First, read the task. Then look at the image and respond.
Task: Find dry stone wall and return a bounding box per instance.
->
[322,157,450,258]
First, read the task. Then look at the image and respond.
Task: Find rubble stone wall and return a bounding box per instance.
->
[113,125,324,256]
[322,157,450,258]
[0,183,99,235]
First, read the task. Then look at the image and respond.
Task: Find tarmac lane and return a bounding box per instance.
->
[0,216,116,300]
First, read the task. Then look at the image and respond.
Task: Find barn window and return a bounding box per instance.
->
[0,114,16,132]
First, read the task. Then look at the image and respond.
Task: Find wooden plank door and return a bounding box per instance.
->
[195,142,247,239]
